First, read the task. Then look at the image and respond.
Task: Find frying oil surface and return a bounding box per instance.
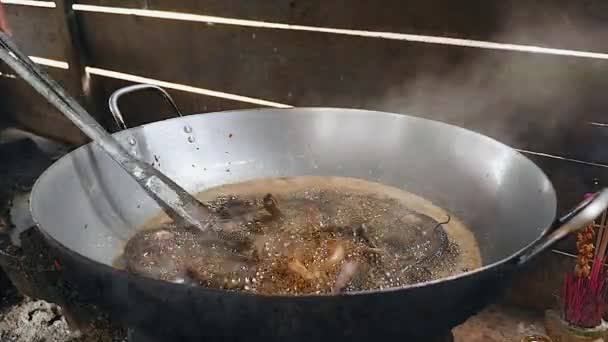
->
[116,176,482,295]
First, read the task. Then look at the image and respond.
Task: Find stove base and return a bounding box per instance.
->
[127,329,455,342]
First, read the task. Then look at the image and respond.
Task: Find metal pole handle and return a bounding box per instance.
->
[109,84,183,130]
[0,32,211,232]
[517,188,608,265]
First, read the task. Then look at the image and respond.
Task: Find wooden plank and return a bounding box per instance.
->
[0,2,105,143]
[75,12,608,162]
[54,0,90,99]
[3,5,67,60]
[0,66,87,144]
[0,2,93,143]
[75,0,608,53]
[54,0,109,122]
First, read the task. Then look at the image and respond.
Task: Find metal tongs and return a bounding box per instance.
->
[0,32,213,231]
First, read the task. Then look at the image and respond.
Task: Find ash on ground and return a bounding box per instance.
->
[0,296,126,342]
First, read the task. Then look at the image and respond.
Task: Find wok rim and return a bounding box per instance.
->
[30,107,557,298]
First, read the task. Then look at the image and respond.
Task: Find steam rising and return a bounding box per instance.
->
[370,13,608,154]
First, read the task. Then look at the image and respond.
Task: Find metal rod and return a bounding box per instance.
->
[0,32,212,231]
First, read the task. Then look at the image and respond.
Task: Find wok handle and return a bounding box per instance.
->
[516,188,608,265]
[108,84,183,130]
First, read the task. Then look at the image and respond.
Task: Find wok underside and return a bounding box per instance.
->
[30,108,556,340]
[49,237,513,341]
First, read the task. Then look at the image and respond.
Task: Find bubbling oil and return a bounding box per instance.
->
[116,176,482,295]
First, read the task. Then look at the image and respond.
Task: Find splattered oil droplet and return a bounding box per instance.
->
[229,133,233,138]
[187,136,195,143]
[184,125,193,133]
[128,138,136,146]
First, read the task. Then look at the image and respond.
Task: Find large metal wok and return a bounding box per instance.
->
[29,85,608,341]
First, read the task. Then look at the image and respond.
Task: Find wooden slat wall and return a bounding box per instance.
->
[0,0,606,214]
[4,4,66,60]
[0,2,87,144]
[78,11,608,149]
[0,65,86,143]
[77,0,608,52]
